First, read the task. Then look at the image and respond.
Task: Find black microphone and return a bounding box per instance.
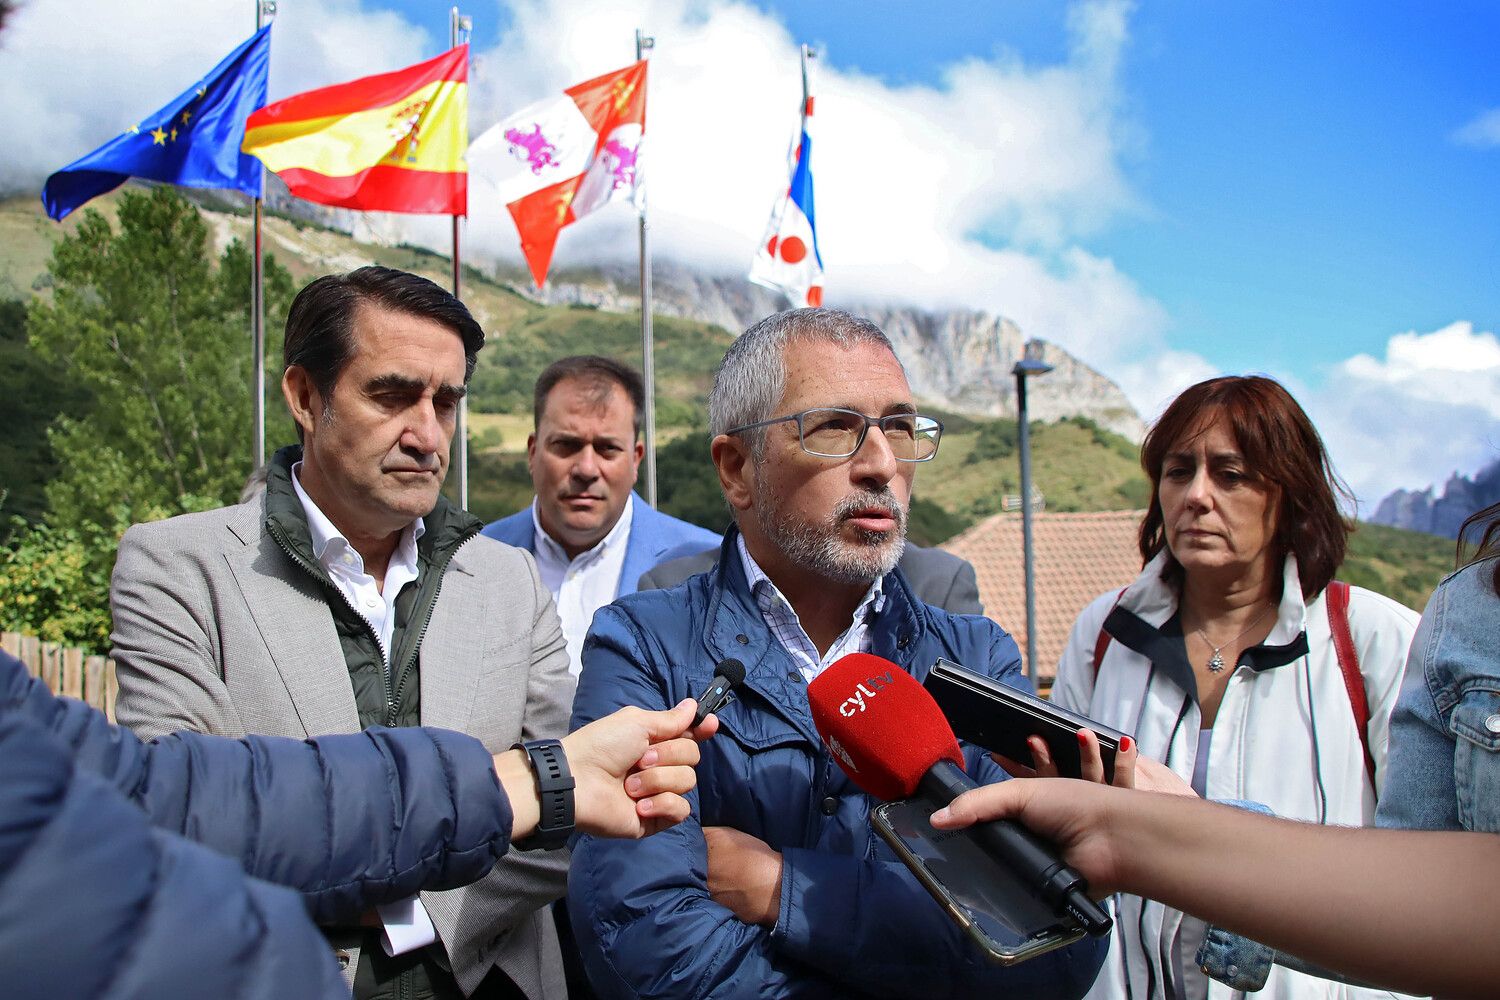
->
[807,653,1112,937]
[917,756,1111,935]
[692,657,745,727]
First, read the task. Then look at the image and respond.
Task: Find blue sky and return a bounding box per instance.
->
[4,0,1497,506]
[748,1,1500,377]
[380,0,1500,377]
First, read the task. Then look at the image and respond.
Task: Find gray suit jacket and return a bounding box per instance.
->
[110,499,574,999]
[637,542,985,616]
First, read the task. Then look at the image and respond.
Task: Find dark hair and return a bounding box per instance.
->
[283,266,485,402]
[1457,500,1500,597]
[1138,375,1352,599]
[532,356,645,439]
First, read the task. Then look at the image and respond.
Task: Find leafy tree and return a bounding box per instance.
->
[0,299,91,525]
[655,429,730,534]
[27,187,295,529]
[908,496,971,547]
[5,187,296,650]
[0,517,114,651]
[966,418,1019,464]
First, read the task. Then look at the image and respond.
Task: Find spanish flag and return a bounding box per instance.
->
[242,46,467,215]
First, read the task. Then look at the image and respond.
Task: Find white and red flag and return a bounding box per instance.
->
[750,93,824,308]
[469,60,647,287]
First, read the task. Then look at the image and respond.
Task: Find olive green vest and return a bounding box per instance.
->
[261,446,482,730]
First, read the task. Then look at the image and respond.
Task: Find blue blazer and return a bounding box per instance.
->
[480,492,721,598]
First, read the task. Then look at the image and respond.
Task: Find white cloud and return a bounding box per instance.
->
[1302,321,1500,513]
[2,0,1189,418]
[460,0,1188,414]
[1114,348,1220,425]
[0,0,434,191]
[1452,107,1500,148]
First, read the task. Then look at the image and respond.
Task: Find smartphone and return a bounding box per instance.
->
[924,659,1127,782]
[870,797,1089,965]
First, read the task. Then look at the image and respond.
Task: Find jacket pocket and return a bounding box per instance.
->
[1448,684,1500,833]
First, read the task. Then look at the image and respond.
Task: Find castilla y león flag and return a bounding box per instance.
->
[468,60,647,287]
[241,46,467,214]
[750,94,823,308]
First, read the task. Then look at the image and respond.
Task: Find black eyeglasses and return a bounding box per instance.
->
[726,407,943,462]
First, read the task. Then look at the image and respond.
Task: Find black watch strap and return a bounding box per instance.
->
[512,738,575,851]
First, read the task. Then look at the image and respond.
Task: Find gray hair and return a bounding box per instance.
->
[708,308,901,455]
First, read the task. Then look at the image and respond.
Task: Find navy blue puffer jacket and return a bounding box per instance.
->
[0,651,512,998]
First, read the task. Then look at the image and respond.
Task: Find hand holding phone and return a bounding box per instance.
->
[923,660,1128,783]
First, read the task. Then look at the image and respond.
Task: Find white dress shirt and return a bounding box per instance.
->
[531,497,634,676]
[291,463,434,955]
[292,463,423,665]
[737,534,886,683]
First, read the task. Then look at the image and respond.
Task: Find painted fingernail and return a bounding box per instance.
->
[1121,736,1134,753]
[1077,730,1090,746]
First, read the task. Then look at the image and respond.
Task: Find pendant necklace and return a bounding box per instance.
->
[1195,604,1275,674]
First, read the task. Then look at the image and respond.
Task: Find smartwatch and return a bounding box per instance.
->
[511,738,575,851]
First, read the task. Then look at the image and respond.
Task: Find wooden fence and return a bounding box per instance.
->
[2,632,117,722]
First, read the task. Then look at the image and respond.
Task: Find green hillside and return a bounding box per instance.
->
[1343,523,1454,612]
[0,188,1455,621]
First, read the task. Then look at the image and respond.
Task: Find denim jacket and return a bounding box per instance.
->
[1377,555,1500,833]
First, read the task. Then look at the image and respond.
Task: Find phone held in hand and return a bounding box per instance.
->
[871,797,1090,965]
[923,659,1127,782]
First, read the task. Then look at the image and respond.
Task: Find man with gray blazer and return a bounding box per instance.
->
[112,267,573,1000]
[638,541,985,615]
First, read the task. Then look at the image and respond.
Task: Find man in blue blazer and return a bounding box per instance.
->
[481,356,720,676]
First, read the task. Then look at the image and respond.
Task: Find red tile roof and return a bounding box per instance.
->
[942,510,1146,683]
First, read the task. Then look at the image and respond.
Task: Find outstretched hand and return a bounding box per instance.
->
[930,777,1131,896]
[563,699,719,839]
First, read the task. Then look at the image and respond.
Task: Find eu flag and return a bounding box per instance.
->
[42,25,271,221]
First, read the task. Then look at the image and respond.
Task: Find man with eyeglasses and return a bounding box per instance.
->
[564,308,1107,999]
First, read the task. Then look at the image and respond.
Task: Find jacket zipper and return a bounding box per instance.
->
[271,513,479,998]
[384,523,481,728]
[267,519,400,722]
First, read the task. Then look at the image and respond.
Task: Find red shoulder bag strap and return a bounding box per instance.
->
[1091,588,1128,678]
[1326,581,1376,788]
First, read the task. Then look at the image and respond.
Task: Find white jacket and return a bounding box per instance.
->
[1053,551,1420,1000]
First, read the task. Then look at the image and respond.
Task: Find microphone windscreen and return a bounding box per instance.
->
[717,657,746,686]
[807,653,964,801]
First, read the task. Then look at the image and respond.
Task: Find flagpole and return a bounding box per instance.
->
[800,44,814,139]
[452,7,472,510]
[635,29,657,508]
[251,0,276,471]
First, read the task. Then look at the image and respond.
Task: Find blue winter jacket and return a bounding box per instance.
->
[0,650,513,999]
[568,532,1107,999]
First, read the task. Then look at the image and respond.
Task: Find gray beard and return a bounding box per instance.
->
[754,485,908,585]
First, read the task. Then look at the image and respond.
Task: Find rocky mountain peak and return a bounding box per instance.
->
[1372,458,1500,539]
[510,258,1145,441]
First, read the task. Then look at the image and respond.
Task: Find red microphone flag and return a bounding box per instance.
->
[806,653,964,802]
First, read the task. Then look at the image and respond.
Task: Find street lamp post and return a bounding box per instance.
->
[1013,354,1053,685]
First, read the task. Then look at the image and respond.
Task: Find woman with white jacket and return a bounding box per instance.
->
[1049,375,1419,1000]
